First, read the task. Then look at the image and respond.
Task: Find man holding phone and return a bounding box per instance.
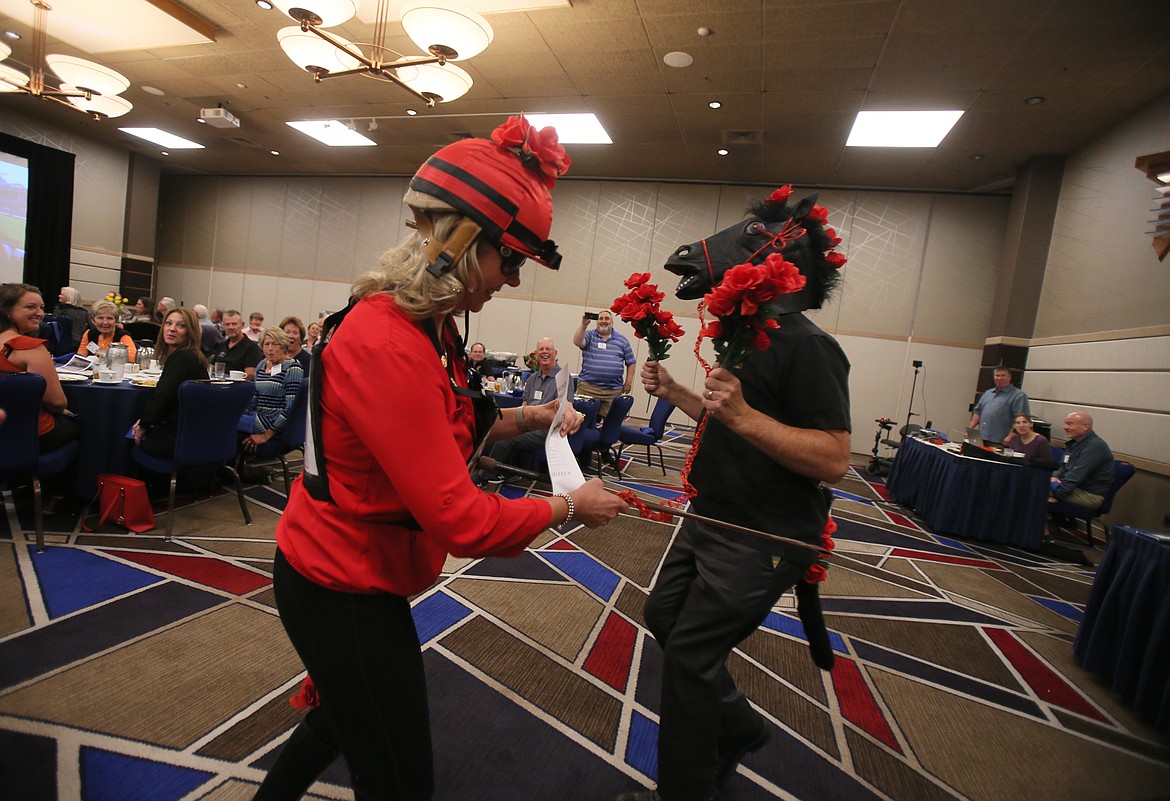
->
[573,309,636,418]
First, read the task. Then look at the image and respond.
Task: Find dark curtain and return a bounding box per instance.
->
[0,131,75,299]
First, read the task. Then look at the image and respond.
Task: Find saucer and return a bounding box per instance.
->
[94,378,124,385]
[57,373,90,382]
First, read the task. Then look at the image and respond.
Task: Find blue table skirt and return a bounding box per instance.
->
[1074,525,1170,734]
[886,436,1051,549]
[63,380,153,498]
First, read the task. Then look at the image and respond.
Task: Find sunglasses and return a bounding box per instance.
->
[493,243,527,276]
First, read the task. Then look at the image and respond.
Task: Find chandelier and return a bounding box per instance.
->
[273,0,492,107]
[0,0,133,119]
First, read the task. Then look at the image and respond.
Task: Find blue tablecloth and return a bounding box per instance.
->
[1074,525,1170,734]
[886,436,1051,548]
[62,379,153,498]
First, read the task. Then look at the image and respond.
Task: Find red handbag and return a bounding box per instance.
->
[81,474,156,533]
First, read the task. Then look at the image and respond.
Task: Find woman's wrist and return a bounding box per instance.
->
[515,405,529,433]
[554,492,575,525]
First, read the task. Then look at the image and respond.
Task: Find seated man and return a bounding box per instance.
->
[483,337,573,474]
[1050,411,1114,510]
[214,309,263,380]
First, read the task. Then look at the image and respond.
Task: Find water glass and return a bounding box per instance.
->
[213,361,226,380]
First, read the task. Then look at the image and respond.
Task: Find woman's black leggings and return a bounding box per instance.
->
[257,549,434,801]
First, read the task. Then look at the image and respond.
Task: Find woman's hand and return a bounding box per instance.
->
[568,479,628,528]
[242,429,275,452]
[132,420,144,446]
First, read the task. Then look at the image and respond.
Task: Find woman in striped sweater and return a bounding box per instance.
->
[240,326,304,454]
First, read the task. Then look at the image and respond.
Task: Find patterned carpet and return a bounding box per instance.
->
[2,428,1170,801]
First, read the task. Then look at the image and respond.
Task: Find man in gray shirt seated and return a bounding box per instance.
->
[1050,411,1114,509]
[483,337,574,472]
[969,365,1030,444]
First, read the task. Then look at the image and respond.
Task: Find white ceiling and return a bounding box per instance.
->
[1,0,1168,193]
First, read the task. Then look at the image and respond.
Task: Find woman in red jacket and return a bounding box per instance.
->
[255,116,627,801]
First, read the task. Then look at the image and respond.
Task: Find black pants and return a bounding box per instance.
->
[644,520,806,801]
[258,549,434,801]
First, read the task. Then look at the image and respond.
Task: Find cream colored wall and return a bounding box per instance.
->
[156,176,1008,457]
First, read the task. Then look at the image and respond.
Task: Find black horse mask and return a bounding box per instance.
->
[664,190,841,312]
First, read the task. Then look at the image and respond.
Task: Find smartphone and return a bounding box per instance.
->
[584,312,599,320]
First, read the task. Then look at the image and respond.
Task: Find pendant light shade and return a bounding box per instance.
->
[273,0,358,28]
[400,2,493,60]
[0,41,11,62]
[63,85,133,118]
[277,26,363,74]
[0,63,29,92]
[45,54,130,97]
[394,58,473,103]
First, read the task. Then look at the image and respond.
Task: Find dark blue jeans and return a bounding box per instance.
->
[260,548,434,801]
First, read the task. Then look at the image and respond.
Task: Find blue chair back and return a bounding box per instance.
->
[282,380,309,451]
[646,396,675,438]
[0,372,46,474]
[1098,461,1135,516]
[1050,445,1064,464]
[597,394,634,450]
[567,397,601,454]
[39,316,74,357]
[173,380,257,470]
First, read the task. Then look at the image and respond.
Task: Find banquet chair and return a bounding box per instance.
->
[130,380,256,540]
[124,321,161,343]
[0,373,80,552]
[247,380,308,495]
[580,394,634,477]
[39,316,74,357]
[514,397,600,477]
[1050,460,1136,547]
[616,397,676,475]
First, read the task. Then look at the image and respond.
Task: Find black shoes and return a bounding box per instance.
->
[715,719,771,787]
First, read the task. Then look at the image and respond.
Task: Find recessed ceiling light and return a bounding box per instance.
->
[664,51,693,68]
[141,85,165,96]
[846,110,964,147]
[717,148,729,156]
[286,120,376,147]
[236,82,248,89]
[119,128,204,149]
[406,108,418,116]
[708,100,721,109]
[1024,96,1045,105]
[256,0,274,9]
[160,151,170,156]
[196,118,206,124]
[524,113,612,144]
[970,153,985,160]
[3,31,20,41]
[270,150,280,156]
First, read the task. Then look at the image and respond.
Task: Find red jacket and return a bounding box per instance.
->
[276,293,549,596]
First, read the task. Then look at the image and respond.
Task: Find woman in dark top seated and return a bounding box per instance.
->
[132,307,209,458]
[1003,413,1054,462]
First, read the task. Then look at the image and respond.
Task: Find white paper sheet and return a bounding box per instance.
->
[546,367,586,495]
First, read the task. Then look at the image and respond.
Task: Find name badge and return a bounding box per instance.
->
[598,342,607,350]
[534,390,543,401]
[271,362,282,376]
[87,341,100,354]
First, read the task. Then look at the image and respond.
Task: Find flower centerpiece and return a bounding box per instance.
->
[610,272,685,361]
[699,253,806,371]
[104,291,129,313]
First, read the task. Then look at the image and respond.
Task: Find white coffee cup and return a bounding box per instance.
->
[149,359,159,372]
[99,369,118,383]
[229,370,245,381]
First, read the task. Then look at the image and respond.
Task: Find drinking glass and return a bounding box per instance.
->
[213,361,226,380]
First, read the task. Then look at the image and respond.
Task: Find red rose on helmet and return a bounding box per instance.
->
[806,204,829,224]
[625,272,651,288]
[825,251,847,269]
[768,185,793,205]
[492,115,571,188]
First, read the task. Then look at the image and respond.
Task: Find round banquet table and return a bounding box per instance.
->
[1073,525,1170,734]
[62,377,154,498]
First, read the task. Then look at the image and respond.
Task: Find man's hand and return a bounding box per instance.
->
[640,361,676,398]
[702,367,750,425]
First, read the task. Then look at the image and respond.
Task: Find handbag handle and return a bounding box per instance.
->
[78,480,126,533]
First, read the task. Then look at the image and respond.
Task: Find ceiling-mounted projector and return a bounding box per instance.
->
[199,108,240,128]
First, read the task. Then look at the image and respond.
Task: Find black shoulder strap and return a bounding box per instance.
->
[302,299,357,503]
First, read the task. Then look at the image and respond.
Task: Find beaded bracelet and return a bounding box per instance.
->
[554,492,575,525]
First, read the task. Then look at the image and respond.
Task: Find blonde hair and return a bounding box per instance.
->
[90,300,119,319]
[261,325,289,350]
[351,212,485,320]
[60,286,81,305]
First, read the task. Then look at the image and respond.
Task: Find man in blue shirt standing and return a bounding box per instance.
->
[573,309,636,417]
[969,365,1030,444]
[1051,411,1114,509]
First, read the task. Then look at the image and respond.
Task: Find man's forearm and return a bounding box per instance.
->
[725,407,851,484]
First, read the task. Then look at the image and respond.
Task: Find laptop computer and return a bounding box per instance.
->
[965,426,984,446]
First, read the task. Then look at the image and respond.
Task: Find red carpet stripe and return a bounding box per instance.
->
[888,548,1002,569]
[108,551,272,595]
[871,484,890,501]
[546,540,577,550]
[830,657,901,752]
[885,511,918,529]
[583,612,637,692]
[984,628,1108,722]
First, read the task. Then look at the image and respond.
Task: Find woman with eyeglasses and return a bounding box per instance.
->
[255,115,628,801]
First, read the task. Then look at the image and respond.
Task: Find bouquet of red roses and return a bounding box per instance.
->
[700,253,806,370]
[611,272,685,361]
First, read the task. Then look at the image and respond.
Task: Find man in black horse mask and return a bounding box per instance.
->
[621,187,851,801]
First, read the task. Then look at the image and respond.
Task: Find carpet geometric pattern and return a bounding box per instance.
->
[2,430,1169,800]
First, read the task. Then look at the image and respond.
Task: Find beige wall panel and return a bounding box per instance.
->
[178,267,211,309]
[538,181,601,305]
[1028,336,1170,371]
[272,275,317,327]
[70,249,121,270]
[914,195,1009,345]
[240,273,280,325]
[209,270,246,314]
[155,267,183,306]
[1037,94,1170,338]
[278,180,325,278]
[1023,372,1169,415]
[309,279,351,321]
[156,181,187,265]
[306,178,361,281]
[354,177,409,280]
[70,137,128,255]
[585,182,661,309]
[836,192,932,337]
[245,180,290,276]
[1029,402,1168,467]
[476,295,534,359]
[180,178,223,269]
[212,180,255,270]
[649,183,723,318]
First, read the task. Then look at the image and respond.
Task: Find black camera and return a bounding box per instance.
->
[912,360,923,368]
[584,312,599,320]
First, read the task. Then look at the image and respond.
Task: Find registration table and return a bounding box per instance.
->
[62,377,154,498]
[1074,525,1170,734]
[886,435,1052,549]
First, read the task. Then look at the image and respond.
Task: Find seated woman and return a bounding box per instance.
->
[123,296,155,324]
[1004,413,1054,462]
[280,315,311,372]
[240,326,304,455]
[0,283,80,452]
[304,318,322,351]
[132,307,210,458]
[78,300,138,362]
[53,286,90,351]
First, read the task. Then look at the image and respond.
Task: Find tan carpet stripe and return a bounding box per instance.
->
[844,728,961,801]
[729,651,839,759]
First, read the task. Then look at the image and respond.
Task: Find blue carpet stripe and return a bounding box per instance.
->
[1029,596,1085,622]
[821,598,1015,626]
[934,536,978,553]
[613,480,688,502]
[464,551,569,582]
[625,711,659,780]
[0,582,225,689]
[760,611,848,653]
[831,489,875,505]
[81,746,214,801]
[542,551,621,601]
[31,546,163,619]
[413,591,473,644]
